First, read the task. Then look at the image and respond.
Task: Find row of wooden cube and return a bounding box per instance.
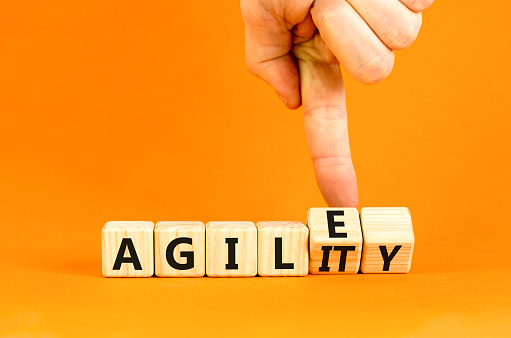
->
[102,207,414,277]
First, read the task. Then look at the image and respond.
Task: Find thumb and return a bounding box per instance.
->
[296,38,358,207]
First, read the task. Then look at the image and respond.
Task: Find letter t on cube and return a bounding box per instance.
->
[308,208,362,274]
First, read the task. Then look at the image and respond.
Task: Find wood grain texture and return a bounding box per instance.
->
[206,221,257,277]
[155,221,205,277]
[308,208,362,274]
[102,221,154,277]
[360,207,415,273]
[256,221,309,277]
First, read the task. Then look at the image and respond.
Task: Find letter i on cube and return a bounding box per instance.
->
[308,208,363,274]
[206,222,258,277]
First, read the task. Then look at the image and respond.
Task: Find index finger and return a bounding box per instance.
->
[295,36,359,207]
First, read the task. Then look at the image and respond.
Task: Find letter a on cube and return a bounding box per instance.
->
[206,222,257,277]
[256,221,309,276]
[155,221,205,277]
[102,221,154,277]
[308,208,362,274]
[360,207,415,273]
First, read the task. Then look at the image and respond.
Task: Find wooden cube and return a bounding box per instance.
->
[206,221,257,277]
[256,221,309,277]
[102,221,154,277]
[360,207,415,273]
[155,221,205,277]
[307,208,362,274]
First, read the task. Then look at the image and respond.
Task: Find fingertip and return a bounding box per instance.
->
[326,190,359,208]
[287,101,302,110]
[286,95,302,109]
[275,91,302,109]
[314,159,359,208]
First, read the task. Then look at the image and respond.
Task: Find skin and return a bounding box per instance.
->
[241,0,434,207]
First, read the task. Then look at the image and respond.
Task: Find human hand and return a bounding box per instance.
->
[241,0,433,207]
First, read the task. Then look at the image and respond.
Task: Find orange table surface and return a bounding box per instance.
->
[1,0,510,336]
[1,240,510,336]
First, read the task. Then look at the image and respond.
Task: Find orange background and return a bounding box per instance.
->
[1,0,510,336]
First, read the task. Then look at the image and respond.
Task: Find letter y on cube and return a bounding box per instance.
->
[360,207,415,273]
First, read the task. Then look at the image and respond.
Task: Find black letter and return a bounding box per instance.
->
[225,238,238,270]
[319,246,333,272]
[327,210,347,238]
[166,237,194,270]
[380,245,402,271]
[334,246,356,272]
[112,238,142,270]
[275,237,294,269]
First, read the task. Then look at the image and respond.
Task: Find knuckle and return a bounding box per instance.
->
[353,51,394,84]
[409,0,434,12]
[313,152,353,170]
[240,0,272,26]
[304,106,347,121]
[312,9,329,28]
[388,13,422,50]
[311,1,340,29]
